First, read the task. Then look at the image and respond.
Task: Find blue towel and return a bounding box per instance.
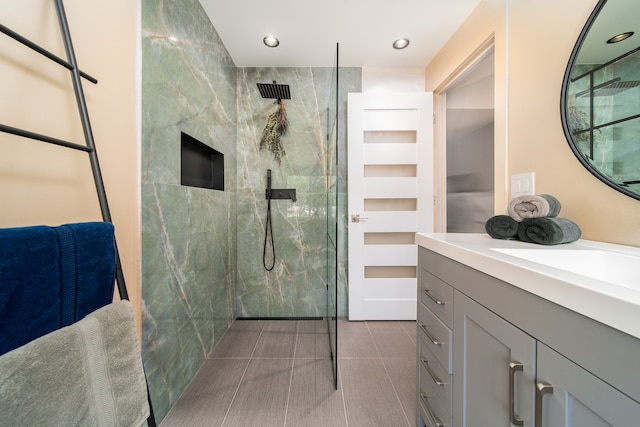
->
[0,222,115,355]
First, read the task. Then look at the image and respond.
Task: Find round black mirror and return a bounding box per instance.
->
[560,0,640,200]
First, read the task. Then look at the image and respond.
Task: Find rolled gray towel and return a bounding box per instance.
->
[517,217,581,245]
[485,215,519,239]
[508,194,561,222]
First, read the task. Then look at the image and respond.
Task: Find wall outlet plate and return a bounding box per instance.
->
[511,172,535,198]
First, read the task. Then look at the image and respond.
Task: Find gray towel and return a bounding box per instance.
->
[485,215,519,239]
[0,300,150,427]
[508,194,561,222]
[517,217,582,245]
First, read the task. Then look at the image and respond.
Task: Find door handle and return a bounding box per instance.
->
[420,394,446,427]
[423,289,445,306]
[509,362,524,426]
[418,323,442,346]
[535,382,554,427]
[351,214,368,223]
[421,357,445,386]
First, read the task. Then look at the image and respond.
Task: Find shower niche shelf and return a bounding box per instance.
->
[180,131,224,191]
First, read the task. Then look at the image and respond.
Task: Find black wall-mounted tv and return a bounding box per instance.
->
[180,132,224,191]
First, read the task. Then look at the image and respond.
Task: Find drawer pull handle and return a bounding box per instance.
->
[418,323,442,346]
[421,357,444,386]
[423,289,445,306]
[509,362,524,427]
[535,382,554,427]
[420,393,446,427]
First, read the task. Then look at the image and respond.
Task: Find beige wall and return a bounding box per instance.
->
[426,0,640,247]
[0,2,142,328]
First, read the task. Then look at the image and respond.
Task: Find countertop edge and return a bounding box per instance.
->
[415,233,640,340]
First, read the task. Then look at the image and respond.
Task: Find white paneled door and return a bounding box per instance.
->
[348,92,434,320]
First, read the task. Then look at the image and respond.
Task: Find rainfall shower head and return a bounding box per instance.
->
[257,81,291,100]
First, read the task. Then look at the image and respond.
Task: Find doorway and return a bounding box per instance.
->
[437,48,495,232]
[347,92,433,320]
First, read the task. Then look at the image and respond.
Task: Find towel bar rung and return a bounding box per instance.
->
[0,22,97,84]
[0,123,93,153]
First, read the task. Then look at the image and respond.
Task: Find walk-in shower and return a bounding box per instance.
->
[246,48,340,388]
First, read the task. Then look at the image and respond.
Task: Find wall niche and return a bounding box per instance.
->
[180,132,224,191]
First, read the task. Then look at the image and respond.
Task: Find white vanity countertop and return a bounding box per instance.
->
[415,233,640,340]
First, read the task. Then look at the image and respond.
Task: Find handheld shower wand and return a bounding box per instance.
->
[263,169,275,271]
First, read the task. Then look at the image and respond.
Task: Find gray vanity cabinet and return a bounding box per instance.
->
[536,343,640,427]
[452,291,535,427]
[417,246,640,427]
[417,269,453,427]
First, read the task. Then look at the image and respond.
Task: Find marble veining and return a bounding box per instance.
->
[141,0,237,420]
[235,67,359,319]
[142,0,360,421]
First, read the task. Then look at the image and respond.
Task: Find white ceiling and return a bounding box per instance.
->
[577,0,640,64]
[199,0,482,68]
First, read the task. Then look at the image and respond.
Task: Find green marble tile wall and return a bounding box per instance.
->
[141,0,237,420]
[142,0,360,421]
[235,67,359,318]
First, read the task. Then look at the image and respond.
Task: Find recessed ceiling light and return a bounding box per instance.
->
[392,38,410,50]
[606,31,634,44]
[263,35,280,48]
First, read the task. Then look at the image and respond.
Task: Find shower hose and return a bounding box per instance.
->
[263,196,275,271]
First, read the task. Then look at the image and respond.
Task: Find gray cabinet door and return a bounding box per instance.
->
[453,291,536,427]
[536,343,640,427]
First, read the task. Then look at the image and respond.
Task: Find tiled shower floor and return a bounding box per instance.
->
[161,319,417,426]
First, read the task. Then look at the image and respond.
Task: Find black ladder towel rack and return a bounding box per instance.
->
[0,2,127,301]
[0,1,156,425]
[0,2,126,297]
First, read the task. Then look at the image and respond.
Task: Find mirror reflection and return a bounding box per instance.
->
[562,0,640,199]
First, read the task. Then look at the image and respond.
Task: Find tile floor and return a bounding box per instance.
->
[161,318,417,427]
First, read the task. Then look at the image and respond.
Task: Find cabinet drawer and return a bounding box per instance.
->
[419,387,451,427]
[420,268,453,328]
[418,342,452,415]
[418,305,453,373]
